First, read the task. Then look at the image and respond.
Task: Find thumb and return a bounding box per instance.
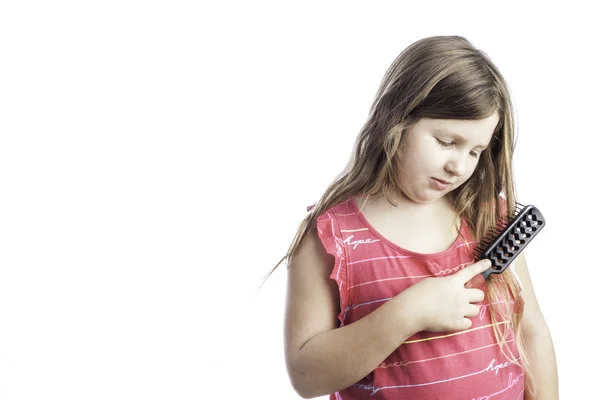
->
[459,259,492,282]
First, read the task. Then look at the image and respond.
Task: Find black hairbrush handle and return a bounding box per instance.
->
[477,204,546,280]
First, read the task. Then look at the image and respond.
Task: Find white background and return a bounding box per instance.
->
[1,1,597,399]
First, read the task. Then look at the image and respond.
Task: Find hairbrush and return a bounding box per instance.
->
[474,203,546,280]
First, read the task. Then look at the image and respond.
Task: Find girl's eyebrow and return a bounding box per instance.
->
[432,128,489,149]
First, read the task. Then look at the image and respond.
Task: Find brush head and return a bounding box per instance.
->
[473,203,546,280]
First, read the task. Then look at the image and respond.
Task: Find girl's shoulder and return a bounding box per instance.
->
[308,198,357,220]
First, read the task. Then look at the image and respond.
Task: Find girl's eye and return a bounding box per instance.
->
[436,138,481,158]
[436,138,453,148]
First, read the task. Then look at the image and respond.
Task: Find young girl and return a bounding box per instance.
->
[276,36,559,399]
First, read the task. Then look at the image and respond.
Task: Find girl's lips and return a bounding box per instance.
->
[431,178,450,190]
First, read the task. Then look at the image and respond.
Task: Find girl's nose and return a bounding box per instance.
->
[445,153,468,177]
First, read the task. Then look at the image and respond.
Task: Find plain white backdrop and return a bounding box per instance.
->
[1,1,598,399]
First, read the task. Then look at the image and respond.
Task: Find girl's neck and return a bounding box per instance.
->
[356,192,454,216]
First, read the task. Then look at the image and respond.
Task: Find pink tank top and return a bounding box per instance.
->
[314,198,525,400]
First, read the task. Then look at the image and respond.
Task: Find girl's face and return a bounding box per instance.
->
[396,112,499,204]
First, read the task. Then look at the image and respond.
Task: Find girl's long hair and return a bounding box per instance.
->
[266,35,533,396]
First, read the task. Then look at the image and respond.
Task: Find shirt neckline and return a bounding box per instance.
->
[348,197,469,259]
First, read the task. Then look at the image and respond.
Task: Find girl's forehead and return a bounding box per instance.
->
[420,113,499,141]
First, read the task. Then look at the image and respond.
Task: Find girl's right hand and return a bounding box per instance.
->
[402,259,491,333]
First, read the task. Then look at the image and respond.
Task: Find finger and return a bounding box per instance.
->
[457,259,492,283]
[464,288,485,303]
[458,317,473,330]
[463,304,481,318]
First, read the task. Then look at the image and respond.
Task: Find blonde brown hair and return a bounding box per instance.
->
[268,35,533,396]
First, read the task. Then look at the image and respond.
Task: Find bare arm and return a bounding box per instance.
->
[514,254,559,399]
[283,227,420,398]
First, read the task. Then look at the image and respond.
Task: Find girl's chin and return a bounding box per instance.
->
[401,185,452,204]
[409,192,445,205]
